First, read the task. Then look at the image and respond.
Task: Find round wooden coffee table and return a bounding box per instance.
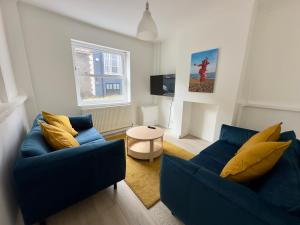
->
[126,126,164,162]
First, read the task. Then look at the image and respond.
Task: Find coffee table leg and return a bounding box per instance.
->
[150,140,154,163]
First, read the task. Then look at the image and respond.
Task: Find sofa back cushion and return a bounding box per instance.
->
[219,124,257,147]
[191,140,239,174]
[21,126,51,158]
[32,113,45,128]
[69,114,93,131]
[256,131,300,217]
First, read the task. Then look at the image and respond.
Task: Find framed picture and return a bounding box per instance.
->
[189,48,219,93]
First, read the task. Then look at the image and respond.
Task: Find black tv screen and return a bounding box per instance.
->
[150,74,175,97]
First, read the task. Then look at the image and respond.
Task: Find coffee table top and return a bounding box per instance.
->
[126,126,164,141]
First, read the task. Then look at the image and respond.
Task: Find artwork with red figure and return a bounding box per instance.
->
[194,57,210,82]
[189,48,219,93]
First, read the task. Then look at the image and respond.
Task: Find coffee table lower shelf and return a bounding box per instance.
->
[127,140,163,162]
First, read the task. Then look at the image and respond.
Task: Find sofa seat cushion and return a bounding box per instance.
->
[255,131,300,216]
[191,140,239,174]
[75,128,105,145]
[21,128,51,158]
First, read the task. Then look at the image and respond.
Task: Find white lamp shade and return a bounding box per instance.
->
[137,10,158,41]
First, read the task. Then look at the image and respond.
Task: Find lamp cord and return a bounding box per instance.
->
[167,97,174,129]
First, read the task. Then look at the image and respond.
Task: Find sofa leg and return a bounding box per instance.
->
[114,183,117,190]
[40,220,46,225]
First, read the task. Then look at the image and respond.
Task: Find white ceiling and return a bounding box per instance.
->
[19,0,223,41]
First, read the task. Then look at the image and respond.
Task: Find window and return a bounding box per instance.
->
[71,40,131,107]
[105,83,121,96]
[103,53,122,75]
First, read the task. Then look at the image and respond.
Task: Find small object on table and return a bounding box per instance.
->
[126,126,164,163]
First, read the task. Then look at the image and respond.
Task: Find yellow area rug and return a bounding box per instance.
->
[105,133,195,208]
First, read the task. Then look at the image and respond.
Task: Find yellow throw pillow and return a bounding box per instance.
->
[39,121,80,150]
[237,123,282,154]
[220,140,291,183]
[42,111,78,136]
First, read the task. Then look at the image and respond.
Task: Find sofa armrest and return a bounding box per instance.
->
[14,139,125,224]
[69,114,93,131]
[160,155,300,225]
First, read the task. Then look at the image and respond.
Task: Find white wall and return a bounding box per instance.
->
[0,4,18,101]
[0,106,28,225]
[17,2,154,123]
[245,0,300,106]
[0,3,29,225]
[1,0,38,123]
[156,0,256,141]
[152,38,177,129]
[237,0,300,136]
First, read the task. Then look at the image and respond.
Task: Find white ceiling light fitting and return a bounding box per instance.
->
[136,1,158,41]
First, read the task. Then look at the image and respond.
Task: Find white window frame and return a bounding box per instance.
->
[71,39,131,108]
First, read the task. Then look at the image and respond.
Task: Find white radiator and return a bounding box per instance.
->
[82,104,133,133]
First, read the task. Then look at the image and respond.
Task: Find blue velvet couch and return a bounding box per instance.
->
[160,125,300,225]
[13,114,126,225]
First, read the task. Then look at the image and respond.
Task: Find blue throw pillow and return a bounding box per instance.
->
[257,131,300,216]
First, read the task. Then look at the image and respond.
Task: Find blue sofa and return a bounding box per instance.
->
[160,125,300,225]
[13,114,126,225]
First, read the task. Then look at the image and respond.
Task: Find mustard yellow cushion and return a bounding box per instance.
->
[237,123,282,154]
[220,140,291,182]
[39,121,80,150]
[42,111,78,136]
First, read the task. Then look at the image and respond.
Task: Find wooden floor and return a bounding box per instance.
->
[19,133,210,225]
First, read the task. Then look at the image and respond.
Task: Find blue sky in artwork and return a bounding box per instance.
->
[190,48,219,74]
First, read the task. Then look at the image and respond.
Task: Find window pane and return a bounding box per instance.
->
[79,76,96,99]
[112,66,118,73]
[105,82,121,96]
[73,47,123,76]
[79,76,124,102]
[74,51,93,75]
[112,55,118,67]
[103,53,122,75]
[103,53,110,74]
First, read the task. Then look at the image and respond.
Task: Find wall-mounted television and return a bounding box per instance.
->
[150,74,175,97]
